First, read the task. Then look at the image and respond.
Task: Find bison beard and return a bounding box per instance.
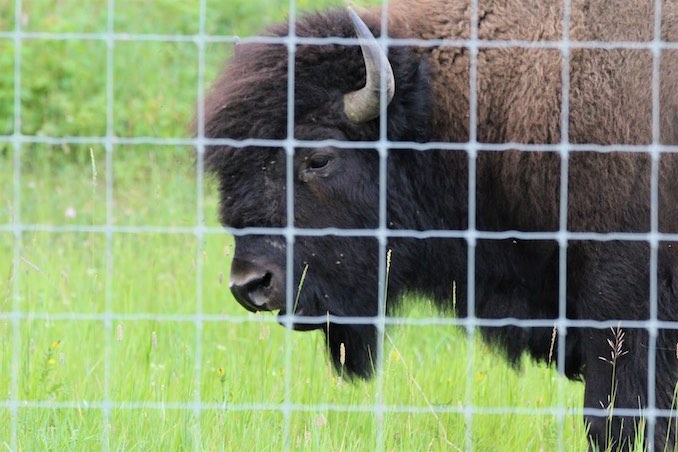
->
[202,1,678,450]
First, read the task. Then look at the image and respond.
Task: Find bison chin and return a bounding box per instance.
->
[276,309,324,332]
[228,237,381,378]
[324,323,378,379]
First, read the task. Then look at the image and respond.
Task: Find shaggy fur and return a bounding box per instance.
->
[203,1,678,449]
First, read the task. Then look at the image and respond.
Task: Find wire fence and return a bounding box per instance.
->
[3,0,677,450]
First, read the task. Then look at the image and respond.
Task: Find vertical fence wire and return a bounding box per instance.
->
[101,0,115,449]
[556,1,572,451]
[375,1,391,450]
[9,0,23,448]
[192,0,208,449]
[283,0,298,449]
[647,0,664,448]
[464,0,480,449]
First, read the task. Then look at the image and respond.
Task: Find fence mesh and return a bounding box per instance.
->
[2,0,677,450]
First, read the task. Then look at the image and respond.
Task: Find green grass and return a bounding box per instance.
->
[0,143,592,445]
[0,0,597,450]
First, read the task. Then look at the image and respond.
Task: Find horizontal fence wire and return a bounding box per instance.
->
[3,0,677,450]
[3,311,678,330]
[3,224,678,242]
[1,401,676,420]
[5,30,678,50]
[3,135,678,153]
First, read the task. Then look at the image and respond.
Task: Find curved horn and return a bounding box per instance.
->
[343,7,395,123]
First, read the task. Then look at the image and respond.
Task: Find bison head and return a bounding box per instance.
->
[203,8,459,378]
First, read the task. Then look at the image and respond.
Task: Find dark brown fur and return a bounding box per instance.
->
[203,1,678,449]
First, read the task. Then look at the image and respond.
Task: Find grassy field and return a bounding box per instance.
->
[0,0,598,450]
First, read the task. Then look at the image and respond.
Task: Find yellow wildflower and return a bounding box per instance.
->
[390,350,399,362]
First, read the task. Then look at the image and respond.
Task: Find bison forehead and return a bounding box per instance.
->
[206,145,279,178]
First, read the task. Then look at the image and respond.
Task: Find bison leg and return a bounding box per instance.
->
[582,328,648,451]
[652,329,678,451]
[582,328,678,451]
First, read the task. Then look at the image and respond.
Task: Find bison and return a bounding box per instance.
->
[202,0,678,449]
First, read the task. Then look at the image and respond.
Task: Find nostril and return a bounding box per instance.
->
[229,259,279,312]
[261,271,272,288]
[241,271,272,292]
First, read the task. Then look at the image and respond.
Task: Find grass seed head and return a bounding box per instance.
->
[116,324,123,342]
[598,324,628,366]
[452,280,457,312]
[259,323,270,341]
[548,325,557,365]
[151,331,158,349]
[313,414,327,428]
[339,342,346,367]
[89,146,97,191]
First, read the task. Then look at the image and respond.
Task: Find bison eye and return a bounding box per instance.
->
[306,154,332,171]
[298,150,337,182]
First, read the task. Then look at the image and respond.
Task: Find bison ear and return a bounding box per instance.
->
[343,7,395,124]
